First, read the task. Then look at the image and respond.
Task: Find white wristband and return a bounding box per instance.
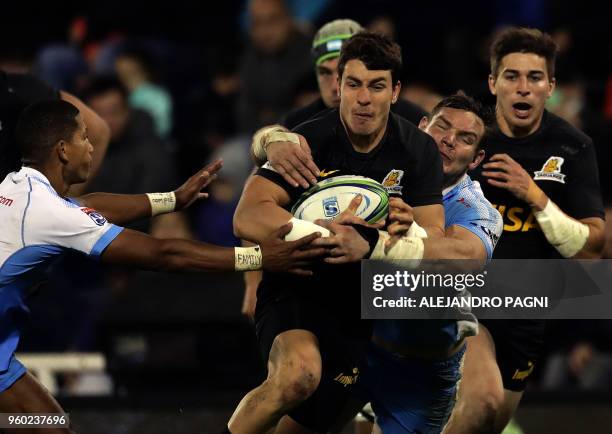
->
[407,220,428,238]
[251,125,297,162]
[234,246,263,271]
[534,200,589,258]
[285,217,330,241]
[146,192,176,216]
[371,230,425,266]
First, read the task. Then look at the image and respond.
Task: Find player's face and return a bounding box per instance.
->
[489,52,555,137]
[64,114,93,184]
[339,59,400,138]
[420,107,485,184]
[317,57,340,108]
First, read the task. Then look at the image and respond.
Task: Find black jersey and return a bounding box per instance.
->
[0,72,59,179]
[281,97,427,130]
[472,110,604,259]
[256,109,442,334]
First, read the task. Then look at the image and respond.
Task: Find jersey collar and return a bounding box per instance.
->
[17,166,53,188]
[442,173,470,198]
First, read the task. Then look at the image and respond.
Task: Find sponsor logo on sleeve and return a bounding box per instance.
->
[80,207,107,226]
[533,156,566,183]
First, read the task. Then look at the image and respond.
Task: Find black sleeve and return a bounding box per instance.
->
[403,134,443,207]
[8,73,60,104]
[564,141,605,220]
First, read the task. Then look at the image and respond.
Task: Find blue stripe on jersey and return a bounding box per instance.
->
[90,225,124,257]
[0,245,64,287]
[20,178,33,247]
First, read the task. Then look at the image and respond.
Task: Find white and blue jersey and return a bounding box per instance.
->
[0,167,123,391]
[373,174,503,349]
[361,174,503,434]
[442,174,502,262]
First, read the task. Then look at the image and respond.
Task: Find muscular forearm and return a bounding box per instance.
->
[77,193,152,225]
[234,201,293,243]
[159,238,236,272]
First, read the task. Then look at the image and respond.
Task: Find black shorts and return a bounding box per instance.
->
[255,293,372,433]
[479,319,546,392]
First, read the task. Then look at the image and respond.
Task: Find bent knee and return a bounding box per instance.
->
[267,332,322,406]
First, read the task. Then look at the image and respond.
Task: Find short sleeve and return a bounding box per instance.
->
[450,207,503,260]
[25,197,124,258]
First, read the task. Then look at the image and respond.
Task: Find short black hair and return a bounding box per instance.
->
[490,27,558,78]
[337,32,402,84]
[80,75,128,102]
[429,92,492,149]
[16,100,80,165]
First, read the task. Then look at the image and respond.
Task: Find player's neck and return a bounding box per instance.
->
[443,172,467,192]
[343,116,388,154]
[496,105,544,138]
[27,162,70,196]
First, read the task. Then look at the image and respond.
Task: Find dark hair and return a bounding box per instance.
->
[490,27,558,78]
[337,32,402,84]
[80,75,128,102]
[430,92,492,149]
[16,100,80,165]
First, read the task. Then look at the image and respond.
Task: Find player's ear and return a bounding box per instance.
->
[392,80,401,104]
[418,116,429,131]
[56,139,69,164]
[547,77,556,98]
[488,74,497,96]
[469,149,486,171]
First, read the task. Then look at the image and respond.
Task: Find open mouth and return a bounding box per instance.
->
[512,102,533,119]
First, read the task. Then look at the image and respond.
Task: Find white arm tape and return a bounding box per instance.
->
[251,125,299,162]
[146,192,176,216]
[284,217,330,241]
[406,220,428,238]
[370,230,425,266]
[533,200,589,258]
[234,246,263,271]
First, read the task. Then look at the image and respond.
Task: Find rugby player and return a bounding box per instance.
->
[241,18,427,319]
[258,94,503,434]
[0,100,326,434]
[442,27,606,434]
[225,32,445,434]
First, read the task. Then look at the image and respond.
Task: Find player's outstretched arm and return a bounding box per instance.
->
[75,160,222,225]
[101,224,326,275]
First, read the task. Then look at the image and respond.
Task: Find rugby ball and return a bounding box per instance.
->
[291,175,389,224]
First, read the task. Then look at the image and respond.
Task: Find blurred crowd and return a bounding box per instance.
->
[2,0,611,396]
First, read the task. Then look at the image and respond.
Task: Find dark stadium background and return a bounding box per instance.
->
[3,1,611,433]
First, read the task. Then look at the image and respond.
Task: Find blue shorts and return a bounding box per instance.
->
[357,344,465,434]
[0,354,26,392]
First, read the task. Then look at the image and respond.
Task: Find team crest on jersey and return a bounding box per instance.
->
[533,156,566,183]
[382,170,404,194]
[322,196,340,218]
[80,207,107,226]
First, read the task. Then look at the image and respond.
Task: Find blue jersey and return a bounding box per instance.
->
[0,167,123,390]
[373,174,503,348]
